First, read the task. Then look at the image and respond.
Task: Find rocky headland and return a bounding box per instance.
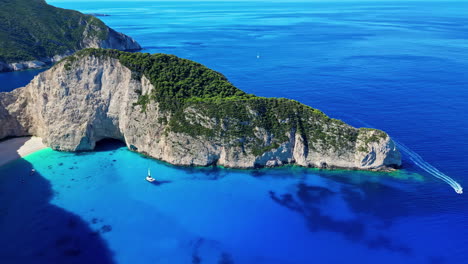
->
[0,49,401,170]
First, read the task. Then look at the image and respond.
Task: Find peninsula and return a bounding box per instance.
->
[0,49,401,170]
[0,0,141,72]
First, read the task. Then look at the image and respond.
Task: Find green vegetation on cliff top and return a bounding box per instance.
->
[65,49,388,154]
[66,48,250,110]
[0,0,108,63]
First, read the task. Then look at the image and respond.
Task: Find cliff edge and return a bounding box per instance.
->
[0,49,401,170]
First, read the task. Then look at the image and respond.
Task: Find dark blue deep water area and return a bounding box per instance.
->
[0,68,46,92]
[0,1,467,263]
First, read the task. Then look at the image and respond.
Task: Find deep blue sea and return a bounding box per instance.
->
[1,1,467,263]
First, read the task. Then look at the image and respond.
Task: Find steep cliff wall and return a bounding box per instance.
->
[0,49,401,170]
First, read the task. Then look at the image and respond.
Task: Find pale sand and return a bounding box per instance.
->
[0,137,46,167]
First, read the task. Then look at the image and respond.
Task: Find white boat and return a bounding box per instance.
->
[146,168,156,183]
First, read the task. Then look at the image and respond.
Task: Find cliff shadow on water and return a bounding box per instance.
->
[0,154,116,263]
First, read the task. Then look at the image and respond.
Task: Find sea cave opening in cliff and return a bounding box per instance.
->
[94,138,126,152]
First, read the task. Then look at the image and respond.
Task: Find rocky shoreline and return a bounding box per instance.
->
[0,29,141,73]
[0,54,68,72]
[0,50,402,171]
[0,0,141,73]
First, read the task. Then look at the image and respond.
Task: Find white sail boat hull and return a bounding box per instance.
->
[146,168,156,182]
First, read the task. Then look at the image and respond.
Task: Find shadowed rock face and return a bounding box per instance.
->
[0,52,401,170]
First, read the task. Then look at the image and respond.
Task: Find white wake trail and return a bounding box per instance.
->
[343,115,463,194]
[395,141,463,194]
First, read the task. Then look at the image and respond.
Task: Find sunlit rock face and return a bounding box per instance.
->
[0,52,401,170]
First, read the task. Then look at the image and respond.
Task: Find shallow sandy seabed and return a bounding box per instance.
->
[0,137,46,167]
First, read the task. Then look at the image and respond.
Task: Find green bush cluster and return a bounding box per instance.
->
[356,128,388,152]
[65,48,386,155]
[0,0,108,63]
[68,49,249,110]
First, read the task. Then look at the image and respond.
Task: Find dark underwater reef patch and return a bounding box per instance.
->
[269,183,412,255]
[190,237,235,264]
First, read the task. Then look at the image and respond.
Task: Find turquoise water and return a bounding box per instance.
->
[3,143,465,264]
[1,1,468,263]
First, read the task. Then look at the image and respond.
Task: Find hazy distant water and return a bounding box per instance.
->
[1,1,468,263]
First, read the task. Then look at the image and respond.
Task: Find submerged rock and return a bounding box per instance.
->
[0,49,401,170]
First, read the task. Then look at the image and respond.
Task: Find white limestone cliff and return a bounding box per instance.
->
[0,55,401,170]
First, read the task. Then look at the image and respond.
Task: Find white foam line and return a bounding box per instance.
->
[343,115,463,194]
[395,141,463,194]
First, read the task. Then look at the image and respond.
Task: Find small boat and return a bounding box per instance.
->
[146,168,156,183]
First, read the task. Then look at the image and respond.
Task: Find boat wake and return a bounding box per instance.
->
[343,115,463,194]
[394,141,463,194]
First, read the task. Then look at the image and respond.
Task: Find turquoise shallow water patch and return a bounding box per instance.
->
[0,144,464,263]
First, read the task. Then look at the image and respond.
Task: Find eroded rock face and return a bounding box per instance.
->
[0,55,401,170]
[99,28,142,51]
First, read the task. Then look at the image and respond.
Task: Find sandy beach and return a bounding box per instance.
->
[0,137,46,167]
